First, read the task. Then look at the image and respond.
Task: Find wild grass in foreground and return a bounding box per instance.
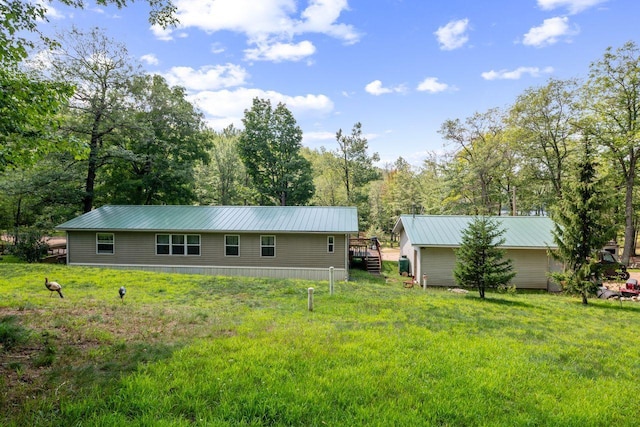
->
[1,263,640,426]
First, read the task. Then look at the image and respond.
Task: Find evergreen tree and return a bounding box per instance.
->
[550,138,617,305]
[453,217,516,298]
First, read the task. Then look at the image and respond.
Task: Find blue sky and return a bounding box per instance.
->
[40,0,640,166]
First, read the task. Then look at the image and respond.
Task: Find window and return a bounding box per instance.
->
[156,234,170,254]
[156,234,200,256]
[261,235,275,257]
[187,235,200,255]
[172,235,185,254]
[327,236,335,253]
[225,235,239,256]
[96,233,114,254]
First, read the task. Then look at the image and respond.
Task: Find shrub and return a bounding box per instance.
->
[10,229,49,263]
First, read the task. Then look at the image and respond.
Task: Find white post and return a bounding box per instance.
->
[329,266,335,295]
[308,287,314,311]
[423,274,428,291]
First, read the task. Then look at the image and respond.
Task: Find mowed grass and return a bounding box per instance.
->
[1,263,640,426]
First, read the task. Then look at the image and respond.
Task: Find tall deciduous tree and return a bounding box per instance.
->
[0,0,174,170]
[550,138,617,305]
[508,78,580,207]
[239,98,314,206]
[416,153,448,214]
[378,157,419,233]
[0,68,74,171]
[305,147,348,206]
[0,0,176,67]
[335,122,380,205]
[41,27,140,212]
[585,41,640,264]
[440,108,515,215]
[102,74,209,205]
[453,217,516,299]
[195,126,253,206]
[0,153,84,232]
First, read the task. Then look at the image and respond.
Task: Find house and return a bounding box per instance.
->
[392,215,562,291]
[56,205,359,281]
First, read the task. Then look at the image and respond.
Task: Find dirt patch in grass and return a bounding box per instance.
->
[0,302,222,420]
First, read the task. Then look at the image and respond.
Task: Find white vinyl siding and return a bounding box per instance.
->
[419,246,553,290]
[508,249,551,289]
[420,247,457,287]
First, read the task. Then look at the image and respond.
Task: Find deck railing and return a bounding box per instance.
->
[349,237,381,261]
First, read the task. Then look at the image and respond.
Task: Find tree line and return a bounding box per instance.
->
[2,18,640,262]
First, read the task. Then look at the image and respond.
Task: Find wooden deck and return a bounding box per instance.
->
[43,239,67,263]
[349,237,381,274]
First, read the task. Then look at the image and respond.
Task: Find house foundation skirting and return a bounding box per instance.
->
[67,263,348,281]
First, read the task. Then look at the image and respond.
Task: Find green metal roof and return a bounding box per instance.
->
[56,205,359,233]
[394,215,557,249]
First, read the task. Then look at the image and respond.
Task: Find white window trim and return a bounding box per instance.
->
[155,233,201,256]
[186,234,201,256]
[156,234,170,255]
[327,235,335,254]
[96,233,115,255]
[225,234,240,257]
[260,235,276,257]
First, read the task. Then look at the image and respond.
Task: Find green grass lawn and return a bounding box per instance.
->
[1,263,640,426]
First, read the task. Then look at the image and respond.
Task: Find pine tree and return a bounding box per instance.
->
[550,138,617,304]
[453,217,516,298]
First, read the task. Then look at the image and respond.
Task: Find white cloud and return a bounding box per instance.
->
[365,80,405,96]
[190,87,334,129]
[161,64,250,91]
[481,66,554,80]
[244,40,316,62]
[303,131,336,146]
[365,80,391,95]
[416,77,450,93]
[434,18,470,51]
[150,24,175,41]
[211,43,225,54]
[45,6,65,20]
[154,0,359,62]
[140,54,159,66]
[297,0,360,45]
[537,0,608,14]
[523,17,578,47]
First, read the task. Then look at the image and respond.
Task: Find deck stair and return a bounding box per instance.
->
[366,255,381,275]
[350,236,382,275]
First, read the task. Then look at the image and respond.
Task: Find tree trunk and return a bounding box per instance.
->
[621,172,636,265]
[83,119,102,213]
[581,290,588,305]
[83,145,98,213]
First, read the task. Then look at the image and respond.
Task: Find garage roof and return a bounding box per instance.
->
[393,215,557,249]
[56,205,359,233]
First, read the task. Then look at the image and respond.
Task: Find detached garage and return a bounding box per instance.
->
[392,215,561,291]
